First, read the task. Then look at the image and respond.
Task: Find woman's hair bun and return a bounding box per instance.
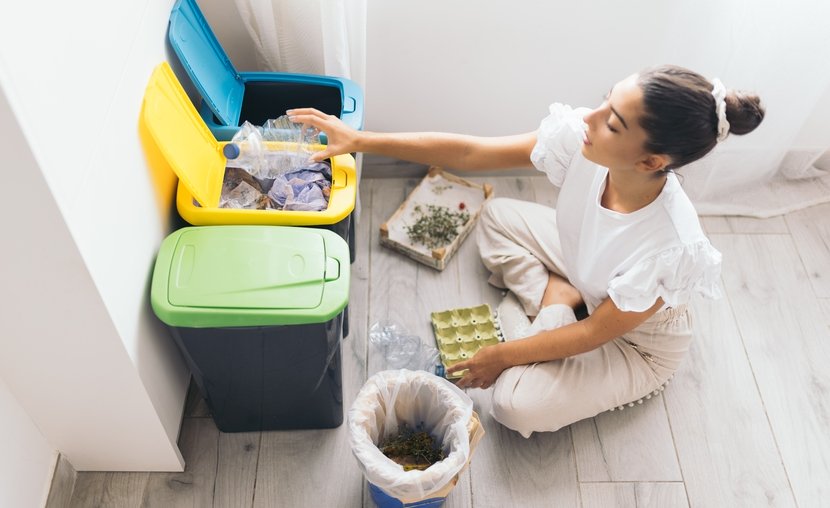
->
[725,91,765,135]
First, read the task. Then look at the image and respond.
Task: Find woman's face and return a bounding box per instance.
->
[581,74,659,172]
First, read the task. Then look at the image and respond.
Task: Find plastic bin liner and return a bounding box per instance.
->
[349,370,478,501]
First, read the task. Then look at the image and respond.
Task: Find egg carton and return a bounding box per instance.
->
[430,304,505,380]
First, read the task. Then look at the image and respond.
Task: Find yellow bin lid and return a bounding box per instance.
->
[141,62,356,225]
[141,62,225,208]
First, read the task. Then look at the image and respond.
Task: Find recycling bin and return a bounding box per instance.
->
[167,0,364,264]
[151,225,350,432]
[141,62,356,334]
[167,0,363,143]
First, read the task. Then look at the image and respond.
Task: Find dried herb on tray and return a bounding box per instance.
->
[380,422,445,471]
[405,204,470,249]
[431,184,451,195]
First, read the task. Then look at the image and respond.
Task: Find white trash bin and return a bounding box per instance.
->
[349,370,485,507]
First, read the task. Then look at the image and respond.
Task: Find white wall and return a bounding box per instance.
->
[364,1,830,147]
[198,1,830,152]
[0,0,189,475]
[0,377,56,508]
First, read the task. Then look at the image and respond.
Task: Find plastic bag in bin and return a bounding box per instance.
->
[349,370,485,502]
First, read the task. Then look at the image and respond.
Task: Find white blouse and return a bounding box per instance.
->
[530,103,723,313]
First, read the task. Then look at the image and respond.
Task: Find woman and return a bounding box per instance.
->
[288,65,764,437]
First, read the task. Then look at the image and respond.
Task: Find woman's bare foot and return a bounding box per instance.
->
[540,272,583,309]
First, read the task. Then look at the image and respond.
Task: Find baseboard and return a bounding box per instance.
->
[361,154,540,178]
[44,455,76,508]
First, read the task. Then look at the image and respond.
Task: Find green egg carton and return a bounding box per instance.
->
[430,303,504,380]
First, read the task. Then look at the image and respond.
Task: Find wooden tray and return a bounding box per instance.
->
[380,167,493,270]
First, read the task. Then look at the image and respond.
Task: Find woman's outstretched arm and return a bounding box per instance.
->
[287,107,537,171]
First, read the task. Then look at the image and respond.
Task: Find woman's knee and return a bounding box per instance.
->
[479,197,513,231]
[478,198,510,264]
[491,387,533,428]
[491,371,568,436]
[477,198,525,259]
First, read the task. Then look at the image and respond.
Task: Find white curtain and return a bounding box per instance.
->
[672,0,830,217]
[232,0,365,83]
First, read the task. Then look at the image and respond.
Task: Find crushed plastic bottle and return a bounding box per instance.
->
[222,142,264,177]
[368,321,440,372]
[223,117,322,179]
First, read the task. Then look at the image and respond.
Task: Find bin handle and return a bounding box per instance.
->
[332,166,348,189]
[343,96,357,113]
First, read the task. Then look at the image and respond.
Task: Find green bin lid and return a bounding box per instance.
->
[151,226,349,328]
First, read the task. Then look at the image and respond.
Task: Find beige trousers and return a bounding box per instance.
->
[476,198,693,437]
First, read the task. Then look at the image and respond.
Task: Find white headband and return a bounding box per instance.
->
[711,78,730,142]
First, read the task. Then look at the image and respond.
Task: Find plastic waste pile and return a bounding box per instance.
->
[219,116,332,211]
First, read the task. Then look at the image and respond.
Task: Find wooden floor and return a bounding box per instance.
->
[66,175,830,508]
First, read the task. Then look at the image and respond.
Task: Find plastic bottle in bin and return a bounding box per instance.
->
[224,119,321,179]
[223,142,264,177]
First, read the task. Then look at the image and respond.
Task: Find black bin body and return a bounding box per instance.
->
[172,316,344,432]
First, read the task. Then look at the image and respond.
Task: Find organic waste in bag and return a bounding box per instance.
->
[349,370,483,501]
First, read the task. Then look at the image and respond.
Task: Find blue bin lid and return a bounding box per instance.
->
[168,0,244,127]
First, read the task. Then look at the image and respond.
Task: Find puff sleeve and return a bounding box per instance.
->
[530,103,589,187]
[606,241,723,312]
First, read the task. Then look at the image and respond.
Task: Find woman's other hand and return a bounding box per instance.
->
[287,108,361,162]
[447,344,509,390]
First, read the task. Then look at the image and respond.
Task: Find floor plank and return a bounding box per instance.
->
[632,483,689,508]
[214,432,259,508]
[101,473,150,508]
[459,176,580,508]
[580,482,688,508]
[819,299,830,329]
[663,296,795,507]
[785,203,830,297]
[69,473,106,508]
[253,428,361,508]
[571,400,682,482]
[701,215,789,234]
[581,482,636,508]
[46,455,77,508]
[367,177,423,374]
[715,234,830,506]
[139,417,219,507]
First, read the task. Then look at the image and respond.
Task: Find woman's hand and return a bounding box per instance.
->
[286,108,362,162]
[447,343,509,390]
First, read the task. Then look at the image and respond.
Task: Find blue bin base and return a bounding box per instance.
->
[368,483,446,508]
